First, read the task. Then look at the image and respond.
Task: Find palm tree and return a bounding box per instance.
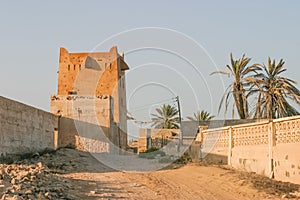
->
[247,57,300,119]
[187,110,214,123]
[211,53,260,119]
[151,104,179,129]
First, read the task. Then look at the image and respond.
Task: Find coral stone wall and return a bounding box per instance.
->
[0,96,58,156]
[50,95,112,128]
[0,95,126,157]
[58,117,110,153]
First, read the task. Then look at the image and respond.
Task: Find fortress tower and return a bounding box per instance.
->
[50,46,129,149]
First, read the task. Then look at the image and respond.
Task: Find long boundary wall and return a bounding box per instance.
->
[0,96,125,157]
[0,96,58,156]
[197,116,300,184]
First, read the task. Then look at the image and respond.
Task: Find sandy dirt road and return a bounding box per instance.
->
[1,149,299,200]
[63,165,269,200]
[58,149,299,200]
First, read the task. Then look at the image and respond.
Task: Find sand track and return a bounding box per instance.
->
[1,148,299,200]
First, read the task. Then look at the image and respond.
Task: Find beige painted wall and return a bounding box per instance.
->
[200,127,229,164]
[273,143,300,183]
[230,121,271,176]
[273,117,300,183]
[197,116,300,184]
[231,145,270,175]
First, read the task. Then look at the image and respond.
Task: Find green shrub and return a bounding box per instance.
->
[175,152,192,164]
[144,147,158,153]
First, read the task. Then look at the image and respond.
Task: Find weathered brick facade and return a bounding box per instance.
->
[51,46,129,150]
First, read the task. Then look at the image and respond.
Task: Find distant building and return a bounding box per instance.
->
[50,46,129,149]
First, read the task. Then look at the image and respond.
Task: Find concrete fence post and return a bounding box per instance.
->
[197,126,208,160]
[197,126,208,143]
[228,127,233,165]
[268,120,275,178]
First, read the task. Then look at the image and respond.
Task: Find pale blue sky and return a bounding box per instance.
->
[1,1,299,138]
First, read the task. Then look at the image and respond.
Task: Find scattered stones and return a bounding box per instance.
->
[90,190,96,194]
[36,162,42,169]
[10,179,15,185]
[7,195,24,200]
[0,149,79,200]
[290,191,300,197]
[24,190,32,195]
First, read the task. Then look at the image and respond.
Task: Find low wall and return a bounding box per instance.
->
[138,129,179,153]
[197,116,300,184]
[0,96,58,156]
[194,119,259,129]
[200,127,230,164]
[273,117,300,184]
[230,121,271,176]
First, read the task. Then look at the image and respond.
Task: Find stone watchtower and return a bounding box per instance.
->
[50,46,129,149]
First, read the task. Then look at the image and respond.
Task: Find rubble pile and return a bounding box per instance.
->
[0,149,80,200]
